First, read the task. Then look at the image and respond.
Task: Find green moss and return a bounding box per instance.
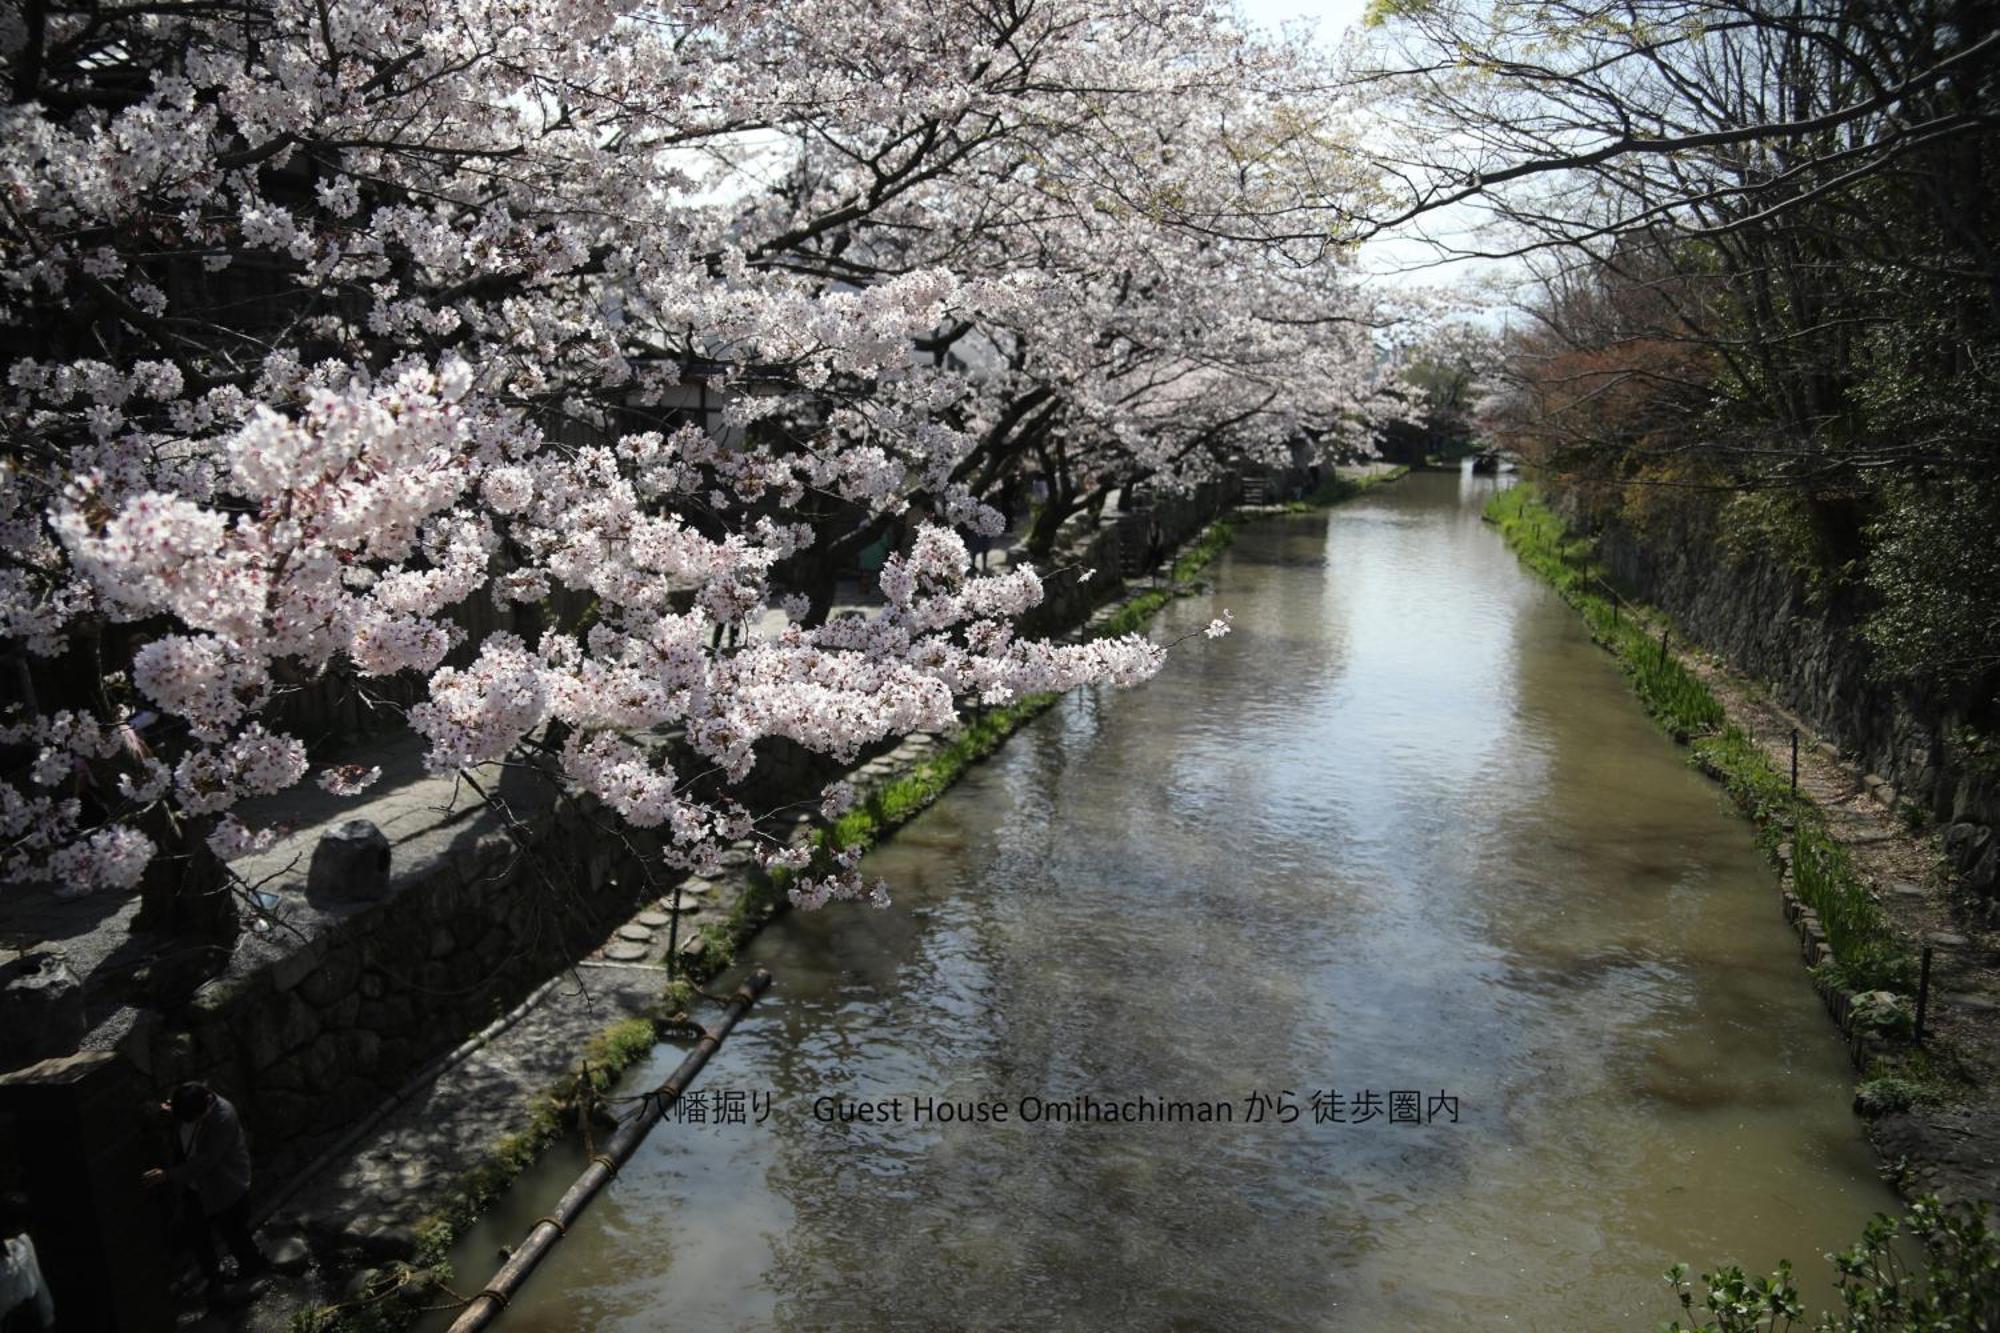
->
[296,1007,670,1333]
[1487,486,1723,739]
[1489,484,1910,994]
[1282,465,1410,512]
[291,509,1250,1330]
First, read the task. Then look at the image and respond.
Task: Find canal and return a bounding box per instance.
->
[437,468,1897,1329]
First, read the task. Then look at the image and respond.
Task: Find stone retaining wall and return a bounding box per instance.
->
[121,798,660,1188]
[108,476,1248,1187]
[1593,510,1998,896]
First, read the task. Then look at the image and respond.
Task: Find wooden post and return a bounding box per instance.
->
[1915,946,1933,1045]
[1657,626,1669,669]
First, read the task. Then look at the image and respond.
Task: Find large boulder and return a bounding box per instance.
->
[308,820,392,905]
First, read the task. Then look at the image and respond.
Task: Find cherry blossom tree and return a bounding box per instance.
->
[0,0,1381,931]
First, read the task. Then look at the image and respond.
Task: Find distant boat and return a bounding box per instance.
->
[1470,450,1501,475]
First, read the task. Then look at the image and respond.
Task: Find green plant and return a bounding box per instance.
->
[1487,485,1722,738]
[1663,1197,2000,1331]
[1492,487,1912,993]
[1853,1075,1924,1117]
[1847,992,1915,1042]
[1283,465,1410,512]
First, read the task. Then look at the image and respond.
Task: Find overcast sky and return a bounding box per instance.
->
[1232,0,1523,325]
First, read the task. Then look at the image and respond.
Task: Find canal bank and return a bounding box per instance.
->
[248,474,1415,1333]
[1486,482,2000,1212]
[407,469,1901,1330]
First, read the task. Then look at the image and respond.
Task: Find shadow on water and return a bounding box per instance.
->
[433,469,1897,1332]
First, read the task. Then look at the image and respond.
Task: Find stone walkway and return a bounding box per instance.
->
[129,508,1217,1331]
[207,724,958,1331]
[1681,647,2000,1206]
[183,961,660,1331]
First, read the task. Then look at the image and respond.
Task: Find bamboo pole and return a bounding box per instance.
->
[446,966,774,1332]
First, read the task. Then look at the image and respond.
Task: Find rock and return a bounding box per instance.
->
[1970,837,2000,896]
[350,1029,382,1072]
[1926,932,1969,950]
[603,942,650,963]
[0,950,86,1072]
[359,1224,418,1262]
[298,945,363,1007]
[636,911,672,929]
[679,933,708,960]
[342,1267,383,1303]
[268,1235,312,1276]
[256,1089,319,1140]
[1943,823,1996,894]
[115,1008,165,1077]
[270,938,329,994]
[616,923,653,943]
[303,1033,345,1091]
[244,992,321,1071]
[308,820,392,904]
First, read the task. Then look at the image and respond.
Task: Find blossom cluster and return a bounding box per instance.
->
[0,0,1389,903]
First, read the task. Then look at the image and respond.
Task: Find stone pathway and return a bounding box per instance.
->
[215,725,961,1330]
[154,513,1226,1331]
[207,961,665,1331]
[1680,647,2000,1205]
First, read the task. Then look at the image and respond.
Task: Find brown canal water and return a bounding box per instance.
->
[432,469,1897,1330]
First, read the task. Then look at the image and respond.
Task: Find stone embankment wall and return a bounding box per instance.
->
[1021,478,1238,636]
[108,475,1245,1186]
[122,792,662,1186]
[1592,511,1998,894]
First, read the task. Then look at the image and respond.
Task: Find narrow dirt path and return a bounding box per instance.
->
[1680,645,2000,1205]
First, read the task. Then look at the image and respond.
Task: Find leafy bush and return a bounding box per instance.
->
[1663,1197,1999,1332]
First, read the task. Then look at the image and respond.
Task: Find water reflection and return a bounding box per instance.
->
[437,469,1895,1331]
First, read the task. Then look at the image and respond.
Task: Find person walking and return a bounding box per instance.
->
[142,1082,267,1306]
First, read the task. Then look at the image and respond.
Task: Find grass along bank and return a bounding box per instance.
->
[1483,483,2000,1329]
[796,514,1244,880]
[1484,485,1920,1032]
[286,509,1256,1332]
[1283,464,1410,514]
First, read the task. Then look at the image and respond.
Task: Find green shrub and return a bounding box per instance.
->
[1663,1197,1999,1331]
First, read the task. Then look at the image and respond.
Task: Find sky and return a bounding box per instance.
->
[1233,0,1372,42]
[1233,0,1524,326]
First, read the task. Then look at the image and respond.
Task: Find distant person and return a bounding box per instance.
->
[0,1192,54,1331]
[142,1082,267,1305]
[995,474,1020,533]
